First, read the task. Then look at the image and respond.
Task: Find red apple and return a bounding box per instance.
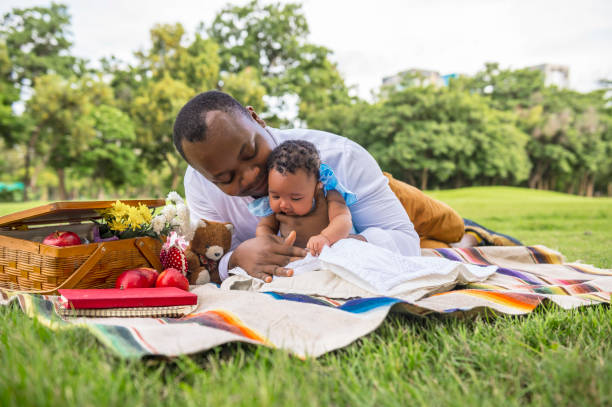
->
[132,267,159,287]
[42,231,81,247]
[156,268,189,291]
[115,268,159,289]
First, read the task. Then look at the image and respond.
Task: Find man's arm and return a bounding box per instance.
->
[338,143,421,256]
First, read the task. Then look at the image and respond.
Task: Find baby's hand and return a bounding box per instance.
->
[306,234,331,257]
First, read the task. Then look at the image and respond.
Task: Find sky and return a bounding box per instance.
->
[2,0,612,100]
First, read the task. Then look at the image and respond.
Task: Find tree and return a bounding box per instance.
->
[460,62,546,111]
[136,23,220,92]
[207,0,351,123]
[0,3,83,89]
[131,74,194,190]
[309,84,530,190]
[26,74,118,199]
[76,105,141,197]
[1,3,86,200]
[0,40,21,146]
[208,0,308,86]
[457,63,612,196]
[221,66,266,112]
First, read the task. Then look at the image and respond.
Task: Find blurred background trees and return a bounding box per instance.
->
[0,1,610,201]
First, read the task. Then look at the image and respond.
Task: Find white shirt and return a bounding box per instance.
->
[184,127,421,280]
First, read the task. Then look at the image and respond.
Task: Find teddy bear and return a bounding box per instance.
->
[184,219,234,285]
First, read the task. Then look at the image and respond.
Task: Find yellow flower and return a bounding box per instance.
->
[112,200,130,219]
[109,219,128,232]
[98,200,154,234]
[126,206,145,229]
[138,204,153,224]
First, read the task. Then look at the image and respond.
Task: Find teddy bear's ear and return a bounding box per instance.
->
[224,223,234,235]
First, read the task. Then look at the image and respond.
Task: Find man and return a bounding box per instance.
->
[173,90,422,283]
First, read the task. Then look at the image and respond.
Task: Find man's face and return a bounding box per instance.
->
[181,110,272,197]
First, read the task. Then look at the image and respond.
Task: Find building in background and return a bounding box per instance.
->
[381,69,463,93]
[382,68,445,90]
[527,64,570,88]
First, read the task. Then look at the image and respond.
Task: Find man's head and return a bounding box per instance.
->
[173,91,272,197]
[267,140,322,216]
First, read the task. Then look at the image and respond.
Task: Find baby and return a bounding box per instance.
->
[248,140,357,256]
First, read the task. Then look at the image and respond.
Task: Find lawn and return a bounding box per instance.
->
[1,187,611,406]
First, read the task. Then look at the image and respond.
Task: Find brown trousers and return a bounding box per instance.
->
[383,172,464,249]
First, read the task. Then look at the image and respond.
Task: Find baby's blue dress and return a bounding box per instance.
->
[248,163,358,220]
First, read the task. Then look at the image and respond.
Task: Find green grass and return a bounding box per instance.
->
[1,188,611,406]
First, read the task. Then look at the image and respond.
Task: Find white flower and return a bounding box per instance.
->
[170,217,182,229]
[183,218,203,242]
[151,215,167,234]
[161,204,177,220]
[176,203,188,224]
[166,191,184,205]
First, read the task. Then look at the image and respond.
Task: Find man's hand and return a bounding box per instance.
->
[277,188,330,248]
[306,234,331,257]
[228,231,306,283]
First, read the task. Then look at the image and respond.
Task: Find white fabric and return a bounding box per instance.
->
[184,127,420,280]
[227,239,497,300]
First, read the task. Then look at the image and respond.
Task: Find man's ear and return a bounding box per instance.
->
[246,106,266,128]
[317,181,323,190]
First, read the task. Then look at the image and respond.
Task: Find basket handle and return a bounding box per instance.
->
[2,238,162,295]
[134,237,163,271]
[55,242,109,290]
[2,242,108,295]
[58,238,162,290]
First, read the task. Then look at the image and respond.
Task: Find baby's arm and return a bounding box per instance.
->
[255,214,279,237]
[307,190,352,255]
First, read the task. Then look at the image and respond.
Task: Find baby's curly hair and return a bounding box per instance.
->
[267,140,320,179]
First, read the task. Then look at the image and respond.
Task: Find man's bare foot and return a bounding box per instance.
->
[450,233,479,248]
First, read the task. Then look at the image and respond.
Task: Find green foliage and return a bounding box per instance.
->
[0,3,83,88]
[0,40,22,146]
[27,74,95,165]
[462,62,546,110]
[131,74,193,189]
[136,23,220,92]
[208,0,352,123]
[221,66,266,111]
[209,0,309,85]
[78,105,141,189]
[457,64,612,196]
[312,85,530,189]
[0,2,611,199]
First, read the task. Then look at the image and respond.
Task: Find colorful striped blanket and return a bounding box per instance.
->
[2,245,611,359]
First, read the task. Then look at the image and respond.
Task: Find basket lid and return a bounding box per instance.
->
[0,199,166,228]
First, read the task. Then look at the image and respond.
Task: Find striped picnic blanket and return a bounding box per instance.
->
[2,245,611,359]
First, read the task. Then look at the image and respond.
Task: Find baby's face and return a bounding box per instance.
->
[268,169,319,216]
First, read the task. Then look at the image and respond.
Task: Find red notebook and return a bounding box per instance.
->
[58,287,198,309]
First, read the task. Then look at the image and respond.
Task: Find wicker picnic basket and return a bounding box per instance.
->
[0,200,165,294]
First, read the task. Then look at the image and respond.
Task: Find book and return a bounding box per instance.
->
[54,304,197,318]
[56,287,198,318]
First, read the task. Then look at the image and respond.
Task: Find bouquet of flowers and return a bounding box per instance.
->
[150,191,198,241]
[95,192,197,242]
[95,200,156,241]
